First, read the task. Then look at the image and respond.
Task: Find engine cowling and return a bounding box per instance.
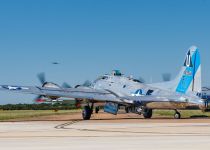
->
[42,82,60,88]
[42,82,60,100]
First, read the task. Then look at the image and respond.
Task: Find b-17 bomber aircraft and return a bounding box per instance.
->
[0,46,208,120]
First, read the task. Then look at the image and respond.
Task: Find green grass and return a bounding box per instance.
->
[154,110,210,118]
[1,109,210,121]
[0,109,81,121]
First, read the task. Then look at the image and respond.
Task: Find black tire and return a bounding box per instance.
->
[95,106,100,114]
[82,106,92,120]
[125,107,129,113]
[143,108,153,119]
[174,112,181,119]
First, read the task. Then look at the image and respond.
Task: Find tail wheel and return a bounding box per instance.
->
[82,106,92,120]
[143,108,153,119]
[174,111,181,119]
[95,106,100,114]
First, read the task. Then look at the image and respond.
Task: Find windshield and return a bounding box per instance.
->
[132,79,142,83]
[94,75,109,83]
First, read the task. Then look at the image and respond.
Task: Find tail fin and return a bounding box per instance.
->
[175,46,201,94]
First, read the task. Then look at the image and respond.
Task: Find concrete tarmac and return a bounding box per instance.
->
[1,116,210,150]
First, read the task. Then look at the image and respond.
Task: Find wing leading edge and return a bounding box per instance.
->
[0,85,204,109]
[0,85,121,103]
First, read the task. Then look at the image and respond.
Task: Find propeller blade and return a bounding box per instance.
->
[37,72,46,84]
[34,95,43,103]
[162,73,171,82]
[62,82,72,88]
[83,80,92,87]
[138,76,145,83]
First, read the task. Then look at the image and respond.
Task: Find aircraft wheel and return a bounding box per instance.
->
[174,112,181,119]
[125,107,129,113]
[82,106,92,120]
[95,106,100,114]
[143,108,153,119]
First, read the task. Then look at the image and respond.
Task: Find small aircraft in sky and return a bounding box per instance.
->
[52,62,60,65]
[0,46,207,120]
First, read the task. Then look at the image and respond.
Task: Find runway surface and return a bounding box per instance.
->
[1,114,210,150]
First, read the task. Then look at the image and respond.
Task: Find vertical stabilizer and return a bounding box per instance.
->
[175,46,201,94]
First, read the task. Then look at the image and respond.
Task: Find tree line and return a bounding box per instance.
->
[0,103,78,110]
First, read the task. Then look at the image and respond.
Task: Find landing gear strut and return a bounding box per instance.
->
[143,108,153,119]
[125,107,129,113]
[82,103,94,120]
[174,110,181,119]
[95,106,100,114]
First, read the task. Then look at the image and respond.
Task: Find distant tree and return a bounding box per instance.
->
[0,103,78,110]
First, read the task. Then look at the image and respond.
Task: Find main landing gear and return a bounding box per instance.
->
[82,102,94,120]
[82,105,92,120]
[143,108,153,119]
[82,103,100,120]
[174,110,181,119]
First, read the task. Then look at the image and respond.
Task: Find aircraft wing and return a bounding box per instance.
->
[0,85,204,107]
[122,94,204,106]
[0,85,121,103]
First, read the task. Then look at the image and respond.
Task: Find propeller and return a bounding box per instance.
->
[138,76,145,83]
[34,73,46,102]
[34,72,73,103]
[34,95,44,103]
[62,82,72,88]
[37,72,46,85]
[162,73,172,82]
[82,80,92,87]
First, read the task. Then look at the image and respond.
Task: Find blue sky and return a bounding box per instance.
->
[0,0,210,104]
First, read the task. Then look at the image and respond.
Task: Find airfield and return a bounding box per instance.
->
[0,112,210,150]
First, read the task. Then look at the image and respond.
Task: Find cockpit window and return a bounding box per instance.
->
[94,75,108,83]
[132,79,142,83]
[102,76,108,80]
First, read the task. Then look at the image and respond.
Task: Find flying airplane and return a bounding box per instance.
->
[52,62,60,65]
[0,46,207,120]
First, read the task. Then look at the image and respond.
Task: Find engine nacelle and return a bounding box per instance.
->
[42,82,60,100]
[42,82,60,88]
